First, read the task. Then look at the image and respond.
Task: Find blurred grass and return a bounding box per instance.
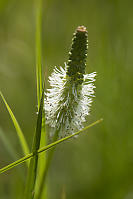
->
[0,92,29,158]
[0,0,133,199]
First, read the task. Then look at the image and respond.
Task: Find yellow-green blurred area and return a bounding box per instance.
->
[0,0,133,198]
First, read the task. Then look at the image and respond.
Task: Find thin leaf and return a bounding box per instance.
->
[0,127,26,180]
[35,113,47,199]
[35,0,47,198]
[36,127,60,199]
[36,0,43,108]
[0,92,29,160]
[0,119,103,174]
[24,90,44,199]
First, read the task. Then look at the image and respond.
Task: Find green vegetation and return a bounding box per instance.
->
[0,0,132,199]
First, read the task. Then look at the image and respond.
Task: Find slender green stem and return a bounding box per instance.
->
[0,119,103,174]
[35,0,47,198]
[36,128,60,199]
[24,91,44,199]
[36,0,43,108]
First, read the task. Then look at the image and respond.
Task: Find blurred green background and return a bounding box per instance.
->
[0,0,133,198]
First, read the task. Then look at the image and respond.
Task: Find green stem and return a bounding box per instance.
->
[36,128,60,199]
[24,91,44,199]
[35,0,47,198]
[36,0,43,108]
[0,119,102,175]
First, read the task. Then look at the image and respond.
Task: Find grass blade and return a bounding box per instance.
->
[0,127,26,180]
[36,0,43,108]
[0,119,103,174]
[24,90,44,199]
[0,92,29,159]
[36,128,60,199]
[35,113,47,199]
[35,0,47,198]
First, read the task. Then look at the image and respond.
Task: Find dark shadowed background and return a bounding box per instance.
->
[0,0,133,199]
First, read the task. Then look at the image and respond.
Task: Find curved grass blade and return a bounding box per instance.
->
[0,92,29,160]
[0,119,103,175]
[0,127,26,180]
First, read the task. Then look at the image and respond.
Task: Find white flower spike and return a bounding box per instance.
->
[45,26,96,138]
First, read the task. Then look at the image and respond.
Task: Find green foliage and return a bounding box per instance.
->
[36,0,43,108]
[35,0,47,198]
[0,0,132,199]
[24,90,44,199]
[0,92,29,159]
[0,119,102,174]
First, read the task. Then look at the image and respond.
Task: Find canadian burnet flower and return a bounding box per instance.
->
[45,26,96,138]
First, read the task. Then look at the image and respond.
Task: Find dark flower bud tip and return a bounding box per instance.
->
[66,26,88,82]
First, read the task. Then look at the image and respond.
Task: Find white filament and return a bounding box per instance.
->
[45,64,96,138]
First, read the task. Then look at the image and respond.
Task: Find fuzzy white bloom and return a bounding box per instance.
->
[45,64,96,138]
[45,26,96,138]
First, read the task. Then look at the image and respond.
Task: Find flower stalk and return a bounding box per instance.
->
[45,26,96,138]
[37,25,96,199]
